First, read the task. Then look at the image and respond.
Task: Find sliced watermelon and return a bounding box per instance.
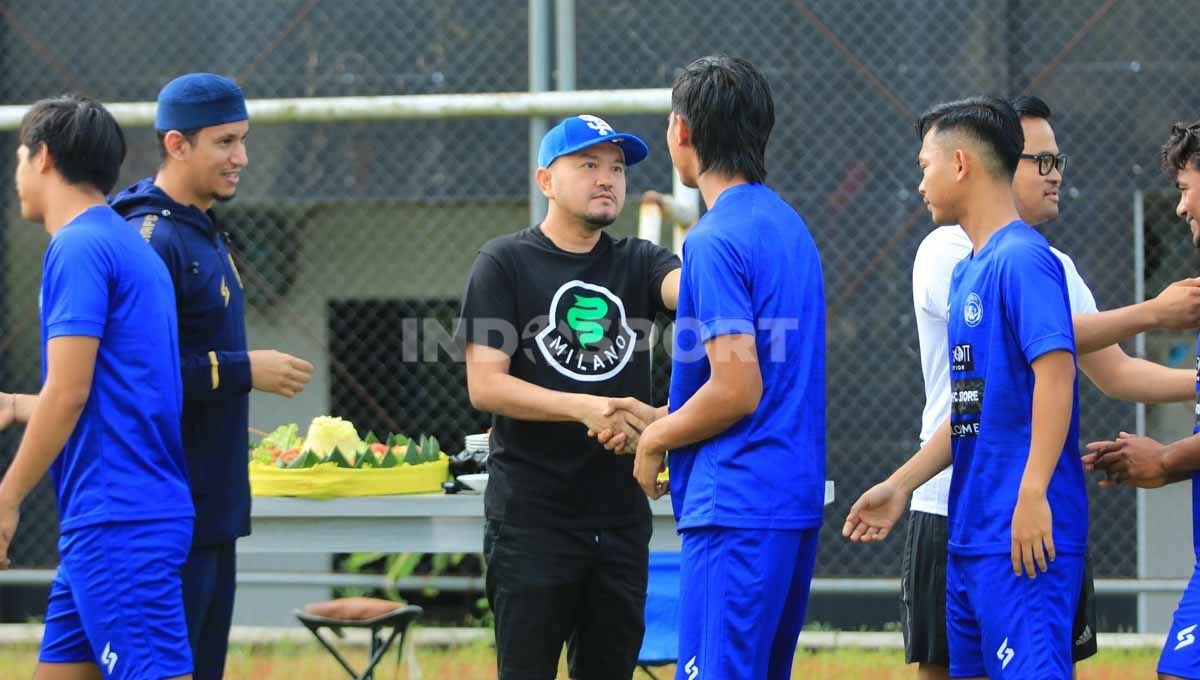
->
[326,447,354,468]
[287,450,321,469]
[404,439,421,466]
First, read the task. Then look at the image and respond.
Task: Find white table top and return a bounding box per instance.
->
[250,480,834,517]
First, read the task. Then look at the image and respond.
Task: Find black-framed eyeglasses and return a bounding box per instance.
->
[1020,152,1068,176]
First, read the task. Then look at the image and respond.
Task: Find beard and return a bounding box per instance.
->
[581,209,617,229]
[213,189,238,204]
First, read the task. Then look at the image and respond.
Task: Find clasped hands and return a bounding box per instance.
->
[582,396,669,499]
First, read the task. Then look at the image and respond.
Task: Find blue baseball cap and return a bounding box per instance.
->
[155,73,248,132]
[538,115,649,168]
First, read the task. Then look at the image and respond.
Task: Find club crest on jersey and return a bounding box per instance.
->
[536,280,636,382]
[964,292,983,327]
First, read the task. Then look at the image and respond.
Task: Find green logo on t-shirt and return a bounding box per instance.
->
[566,294,608,348]
[536,280,636,382]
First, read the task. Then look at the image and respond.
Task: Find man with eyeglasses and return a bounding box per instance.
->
[1022,148,1068,176]
[899,95,1200,680]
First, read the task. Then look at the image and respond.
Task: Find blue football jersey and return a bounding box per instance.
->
[41,205,192,532]
[668,183,826,530]
[945,221,1086,556]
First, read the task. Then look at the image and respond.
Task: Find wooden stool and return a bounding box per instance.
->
[295,597,423,680]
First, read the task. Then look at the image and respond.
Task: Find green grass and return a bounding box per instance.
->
[0,642,1163,679]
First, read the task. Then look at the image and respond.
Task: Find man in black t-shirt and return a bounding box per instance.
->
[456,114,680,680]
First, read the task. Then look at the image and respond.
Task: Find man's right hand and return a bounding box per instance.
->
[249,350,314,398]
[578,395,645,454]
[589,397,661,453]
[1150,277,1200,330]
[1011,486,1054,578]
[843,480,908,543]
[1085,431,1173,488]
[0,499,18,570]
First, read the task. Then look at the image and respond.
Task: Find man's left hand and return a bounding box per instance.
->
[633,422,668,499]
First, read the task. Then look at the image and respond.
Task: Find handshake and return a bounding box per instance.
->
[578,395,671,499]
[582,396,661,455]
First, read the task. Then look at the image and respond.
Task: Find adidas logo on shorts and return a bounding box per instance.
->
[1075,625,1093,647]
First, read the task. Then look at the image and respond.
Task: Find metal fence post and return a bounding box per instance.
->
[528,0,551,226]
[555,0,575,92]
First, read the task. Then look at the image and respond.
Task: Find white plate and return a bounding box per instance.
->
[458,473,489,493]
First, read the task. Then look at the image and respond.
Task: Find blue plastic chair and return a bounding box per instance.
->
[638,552,681,679]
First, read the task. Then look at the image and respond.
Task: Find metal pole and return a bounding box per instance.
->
[528,0,551,227]
[0,89,673,130]
[0,568,1190,594]
[671,167,701,256]
[0,568,484,591]
[1134,189,1149,631]
[1134,190,1147,387]
[555,0,576,91]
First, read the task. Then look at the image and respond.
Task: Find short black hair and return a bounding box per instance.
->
[1007,95,1052,121]
[157,128,201,163]
[915,96,1024,178]
[1161,121,1200,181]
[671,55,774,183]
[18,94,126,195]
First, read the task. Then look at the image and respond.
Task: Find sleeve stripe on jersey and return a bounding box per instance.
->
[208,351,220,390]
[227,253,244,289]
[139,214,158,242]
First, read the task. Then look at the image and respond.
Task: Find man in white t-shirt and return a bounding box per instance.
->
[903,95,1200,680]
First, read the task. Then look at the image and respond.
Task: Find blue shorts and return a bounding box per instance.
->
[946,552,1084,679]
[1159,559,1200,679]
[40,518,193,679]
[676,526,819,680]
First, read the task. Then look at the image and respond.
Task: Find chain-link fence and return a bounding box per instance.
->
[1,0,1198,614]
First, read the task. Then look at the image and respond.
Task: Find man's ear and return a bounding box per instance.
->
[31,143,53,174]
[162,130,193,161]
[535,166,554,199]
[672,112,692,148]
[953,148,970,182]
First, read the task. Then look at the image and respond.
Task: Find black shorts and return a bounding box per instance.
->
[901,510,1098,667]
[483,520,650,680]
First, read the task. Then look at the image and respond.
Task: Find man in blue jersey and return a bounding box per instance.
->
[845,96,1086,679]
[1085,121,1200,680]
[0,96,194,678]
[110,73,312,680]
[603,55,827,680]
[901,95,1200,680]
